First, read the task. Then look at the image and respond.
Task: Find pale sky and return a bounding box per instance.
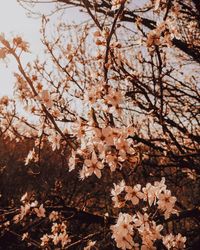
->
[0,0,146,98]
[0,0,43,97]
[0,0,83,97]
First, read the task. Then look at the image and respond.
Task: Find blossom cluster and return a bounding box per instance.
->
[13,193,46,223]
[111,178,186,249]
[40,219,71,248]
[12,193,71,249]
[111,0,127,11]
[70,124,136,179]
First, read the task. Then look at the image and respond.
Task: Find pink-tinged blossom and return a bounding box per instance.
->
[34,204,46,218]
[30,200,38,208]
[25,148,38,165]
[79,165,88,180]
[84,240,96,250]
[133,212,149,229]
[13,203,31,223]
[13,36,29,52]
[125,184,144,205]
[68,150,76,172]
[105,88,123,107]
[22,232,29,241]
[157,190,177,219]
[111,213,137,250]
[175,233,187,249]
[51,223,60,234]
[111,180,125,196]
[93,127,116,146]
[142,183,157,206]
[111,0,126,11]
[154,177,167,196]
[52,233,60,245]
[162,233,186,249]
[48,222,71,248]
[48,132,62,151]
[84,151,104,178]
[40,90,53,108]
[40,234,50,246]
[111,180,126,208]
[60,232,71,248]
[20,192,28,203]
[49,211,59,222]
[138,221,163,249]
[106,153,120,172]
[115,137,135,159]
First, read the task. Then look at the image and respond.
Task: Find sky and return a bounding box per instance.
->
[0,0,83,98]
[0,0,44,97]
[0,0,146,98]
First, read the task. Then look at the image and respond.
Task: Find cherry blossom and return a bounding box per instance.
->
[157,190,177,219]
[111,0,126,10]
[84,240,96,250]
[49,211,59,222]
[40,90,53,108]
[125,184,144,205]
[83,151,104,179]
[48,131,62,151]
[34,204,46,218]
[41,234,50,246]
[111,213,136,250]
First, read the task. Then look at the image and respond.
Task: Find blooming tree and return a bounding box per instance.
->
[0,0,200,249]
